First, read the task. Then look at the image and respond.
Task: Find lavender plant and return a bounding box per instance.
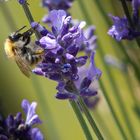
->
[0,99,43,140]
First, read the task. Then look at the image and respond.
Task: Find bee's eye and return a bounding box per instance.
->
[9,33,22,42]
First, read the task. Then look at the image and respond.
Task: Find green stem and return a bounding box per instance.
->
[21,1,41,39]
[99,80,128,140]
[70,100,93,140]
[120,0,134,28]
[78,97,104,140]
[120,0,140,48]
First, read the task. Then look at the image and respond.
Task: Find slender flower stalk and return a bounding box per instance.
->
[78,0,137,140]
[70,100,93,140]
[17,1,95,140]
[20,1,41,39]
[78,97,104,140]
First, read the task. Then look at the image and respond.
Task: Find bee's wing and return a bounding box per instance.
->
[15,50,31,78]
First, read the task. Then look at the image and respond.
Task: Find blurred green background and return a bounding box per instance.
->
[0,0,140,140]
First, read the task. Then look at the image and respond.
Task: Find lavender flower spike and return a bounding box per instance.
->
[108,15,131,41]
[22,99,42,126]
[0,99,43,140]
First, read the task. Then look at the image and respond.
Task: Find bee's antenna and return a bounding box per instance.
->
[15,26,26,33]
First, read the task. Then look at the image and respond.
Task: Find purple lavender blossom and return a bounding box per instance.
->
[108,0,140,41]
[0,99,43,140]
[33,10,101,100]
[42,0,74,11]
[33,10,87,82]
[108,15,131,41]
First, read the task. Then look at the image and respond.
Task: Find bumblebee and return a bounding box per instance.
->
[4,26,44,77]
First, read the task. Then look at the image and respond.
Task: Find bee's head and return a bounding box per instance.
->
[8,26,26,42]
[8,26,35,46]
[8,32,22,42]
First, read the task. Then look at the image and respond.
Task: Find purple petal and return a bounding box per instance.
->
[76,56,88,67]
[39,36,57,50]
[65,53,74,60]
[48,10,67,34]
[25,101,42,126]
[31,128,44,140]
[84,26,96,39]
[87,52,102,80]
[32,68,44,76]
[80,89,98,96]
[55,92,77,100]
[80,77,92,89]
[22,99,30,114]
[18,0,25,4]
[6,115,14,128]
[56,81,65,92]
[84,96,100,109]
[15,112,22,124]
[48,73,62,81]
[67,45,79,56]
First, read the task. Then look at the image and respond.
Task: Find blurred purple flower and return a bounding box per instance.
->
[0,99,43,140]
[22,99,42,126]
[108,15,131,41]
